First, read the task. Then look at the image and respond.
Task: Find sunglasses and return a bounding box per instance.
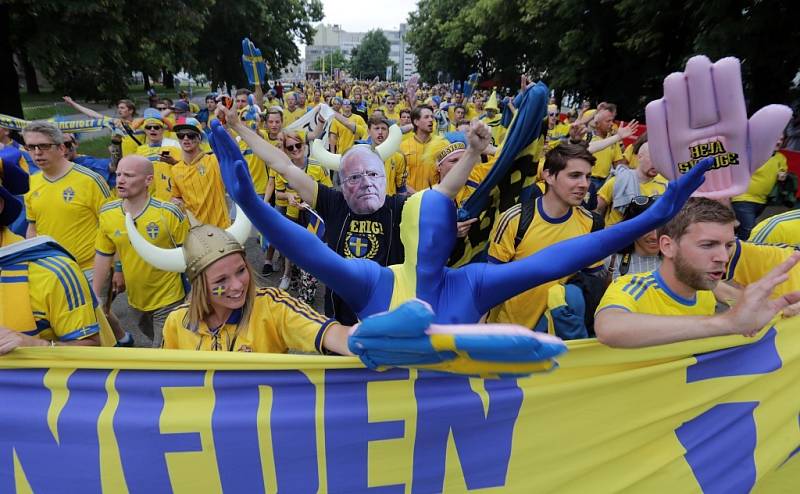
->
[177,132,200,141]
[285,142,303,152]
[144,125,163,131]
[64,141,76,148]
[156,106,167,110]
[24,143,57,152]
[630,195,662,207]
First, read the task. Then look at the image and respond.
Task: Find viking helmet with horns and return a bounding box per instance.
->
[310,124,403,171]
[126,206,252,281]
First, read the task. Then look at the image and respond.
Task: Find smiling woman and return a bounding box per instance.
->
[125,211,354,355]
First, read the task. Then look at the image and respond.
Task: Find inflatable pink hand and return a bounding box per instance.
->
[645,55,791,199]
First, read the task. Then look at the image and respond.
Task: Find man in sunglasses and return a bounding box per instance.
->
[595,141,668,227]
[170,118,230,228]
[595,198,800,348]
[134,109,180,202]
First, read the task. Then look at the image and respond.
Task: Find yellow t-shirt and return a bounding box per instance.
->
[171,152,231,228]
[383,151,408,195]
[590,135,624,179]
[330,114,367,154]
[283,107,306,127]
[597,270,717,316]
[237,130,269,195]
[135,139,182,202]
[162,287,335,353]
[487,197,598,329]
[725,239,799,298]
[275,162,332,219]
[597,174,669,226]
[749,209,800,246]
[400,133,445,192]
[383,108,401,122]
[732,153,788,205]
[25,164,111,270]
[622,143,639,169]
[546,122,571,149]
[96,198,189,311]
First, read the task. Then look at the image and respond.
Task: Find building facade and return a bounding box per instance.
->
[304,23,417,81]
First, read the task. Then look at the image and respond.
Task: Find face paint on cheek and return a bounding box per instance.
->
[212,285,226,297]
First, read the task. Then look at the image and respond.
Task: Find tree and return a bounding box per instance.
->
[312,49,348,73]
[0,5,23,117]
[407,0,800,118]
[6,0,212,102]
[350,30,391,80]
[194,0,323,89]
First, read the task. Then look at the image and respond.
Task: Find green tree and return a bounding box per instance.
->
[408,0,800,118]
[350,30,392,80]
[312,49,349,72]
[194,0,323,89]
[6,0,212,102]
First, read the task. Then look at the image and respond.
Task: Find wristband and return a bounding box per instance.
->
[114,261,123,273]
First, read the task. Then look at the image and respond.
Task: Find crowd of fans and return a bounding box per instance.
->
[1,74,799,359]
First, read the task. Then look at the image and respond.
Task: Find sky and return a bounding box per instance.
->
[296,0,419,50]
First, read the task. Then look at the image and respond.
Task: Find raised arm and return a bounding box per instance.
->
[221,106,317,205]
[209,120,380,313]
[474,157,713,312]
[434,120,491,199]
[62,96,105,119]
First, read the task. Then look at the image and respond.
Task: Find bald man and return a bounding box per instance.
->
[93,155,190,347]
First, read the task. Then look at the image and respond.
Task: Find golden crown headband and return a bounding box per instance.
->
[436,142,467,164]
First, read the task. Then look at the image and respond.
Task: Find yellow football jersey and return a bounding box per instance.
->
[749,209,800,246]
[96,198,188,311]
[590,135,624,179]
[171,152,230,228]
[383,151,408,195]
[725,239,799,298]
[487,197,598,329]
[455,161,492,207]
[1,252,100,342]
[237,131,269,195]
[162,287,334,352]
[597,175,669,226]
[24,164,111,270]
[135,139,181,202]
[400,133,445,192]
[330,114,367,154]
[275,162,332,219]
[597,270,717,316]
[732,153,788,205]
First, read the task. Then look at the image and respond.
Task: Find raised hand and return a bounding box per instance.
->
[616,119,639,141]
[644,155,712,224]
[348,299,567,378]
[209,120,259,208]
[645,55,791,199]
[467,120,492,154]
[241,38,267,86]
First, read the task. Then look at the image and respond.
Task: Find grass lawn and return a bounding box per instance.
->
[21,83,211,120]
[77,135,112,158]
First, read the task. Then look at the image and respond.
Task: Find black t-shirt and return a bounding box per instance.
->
[314,184,407,324]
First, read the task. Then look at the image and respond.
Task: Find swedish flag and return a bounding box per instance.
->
[448,82,548,267]
[463,73,480,98]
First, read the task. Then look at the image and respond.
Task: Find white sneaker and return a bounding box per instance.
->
[278,276,290,290]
